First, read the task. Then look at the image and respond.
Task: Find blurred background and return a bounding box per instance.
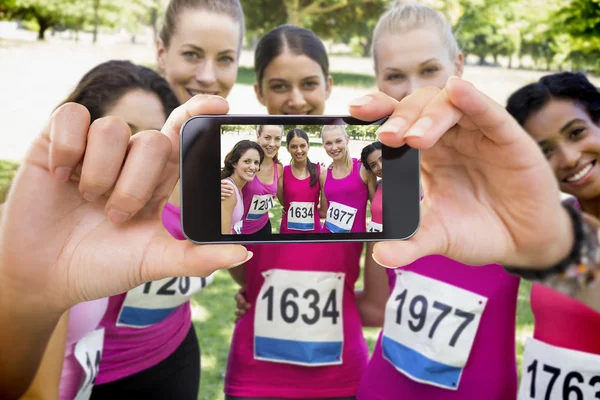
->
[0,1,599,398]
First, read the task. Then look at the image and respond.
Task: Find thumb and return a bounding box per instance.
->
[142,233,251,280]
[372,215,447,268]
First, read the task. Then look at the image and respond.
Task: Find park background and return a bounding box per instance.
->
[0,0,599,398]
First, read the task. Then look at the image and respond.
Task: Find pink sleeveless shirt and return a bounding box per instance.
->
[59,299,108,400]
[357,257,519,399]
[531,198,600,353]
[225,242,370,398]
[371,183,382,225]
[95,203,192,384]
[241,165,279,234]
[323,158,368,233]
[280,164,322,234]
[225,177,244,234]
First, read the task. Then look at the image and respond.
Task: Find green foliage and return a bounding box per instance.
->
[0,160,19,204]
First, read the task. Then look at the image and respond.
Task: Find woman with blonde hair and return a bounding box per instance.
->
[357,4,519,399]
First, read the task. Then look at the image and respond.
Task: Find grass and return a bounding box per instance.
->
[0,161,533,399]
[237,66,376,88]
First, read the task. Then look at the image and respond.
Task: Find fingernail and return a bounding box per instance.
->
[349,96,373,107]
[55,167,72,182]
[107,208,130,224]
[371,252,396,269]
[227,251,253,269]
[376,117,407,135]
[82,192,98,202]
[405,117,433,138]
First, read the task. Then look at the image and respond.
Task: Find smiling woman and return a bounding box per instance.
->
[253,24,333,115]
[157,0,245,103]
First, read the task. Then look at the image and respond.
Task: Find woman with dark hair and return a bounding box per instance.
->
[278,128,322,234]
[222,141,264,235]
[253,24,333,115]
[507,72,600,397]
[19,60,179,400]
[360,141,383,233]
[224,24,378,400]
[90,1,246,397]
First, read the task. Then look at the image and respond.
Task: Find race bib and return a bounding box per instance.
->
[382,270,487,390]
[247,194,275,220]
[325,201,357,233]
[117,275,213,328]
[518,338,600,399]
[367,220,383,233]
[73,328,104,400]
[254,269,344,366]
[287,201,315,231]
[233,220,243,234]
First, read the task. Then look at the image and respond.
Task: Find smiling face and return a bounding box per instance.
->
[287,135,309,163]
[157,9,241,103]
[524,99,600,200]
[257,125,283,160]
[103,89,167,133]
[322,127,349,161]
[375,28,462,102]
[233,148,261,182]
[366,148,383,178]
[254,51,332,115]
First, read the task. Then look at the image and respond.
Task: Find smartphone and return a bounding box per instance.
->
[180,115,420,244]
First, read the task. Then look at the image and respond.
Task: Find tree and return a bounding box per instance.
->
[2,0,68,40]
[309,0,388,57]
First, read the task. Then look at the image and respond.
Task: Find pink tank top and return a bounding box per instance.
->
[241,164,279,234]
[371,182,382,224]
[531,283,600,353]
[323,158,368,233]
[225,242,370,398]
[59,299,108,400]
[226,177,244,234]
[531,198,600,353]
[280,163,321,234]
[357,256,519,399]
[95,203,192,384]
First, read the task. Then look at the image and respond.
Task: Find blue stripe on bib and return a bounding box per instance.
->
[382,335,462,389]
[255,336,342,364]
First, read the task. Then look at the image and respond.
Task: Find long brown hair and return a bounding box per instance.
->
[222,140,265,179]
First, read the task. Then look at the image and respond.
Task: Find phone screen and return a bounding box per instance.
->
[221,123,382,236]
[181,115,419,244]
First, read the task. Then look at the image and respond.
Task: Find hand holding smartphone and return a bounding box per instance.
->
[180,115,420,244]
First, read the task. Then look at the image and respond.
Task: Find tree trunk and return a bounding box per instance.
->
[478,55,485,65]
[93,0,100,44]
[286,0,301,25]
[493,53,498,65]
[508,56,513,69]
[361,36,372,58]
[37,21,49,40]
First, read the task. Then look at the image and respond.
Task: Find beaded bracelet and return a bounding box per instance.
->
[504,202,600,299]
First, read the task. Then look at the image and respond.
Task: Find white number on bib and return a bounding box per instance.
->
[518,338,600,400]
[117,275,214,328]
[367,220,383,233]
[287,201,315,231]
[73,328,104,400]
[382,270,487,390]
[254,269,344,366]
[247,194,275,220]
[325,201,357,233]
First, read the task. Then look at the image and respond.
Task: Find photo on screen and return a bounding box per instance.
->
[219,124,383,237]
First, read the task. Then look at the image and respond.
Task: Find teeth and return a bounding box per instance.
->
[567,164,593,182]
